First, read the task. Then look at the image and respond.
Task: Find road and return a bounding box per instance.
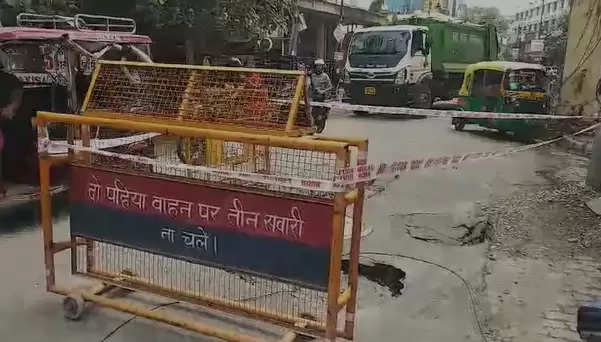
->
[0,112,587,341]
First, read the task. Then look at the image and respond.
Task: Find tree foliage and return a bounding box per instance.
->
[2,0,79,16]
[215,0,297,36]
[137,0,297,36]
[2,0,298,37]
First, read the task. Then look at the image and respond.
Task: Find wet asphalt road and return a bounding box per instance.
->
[0,113,572,341]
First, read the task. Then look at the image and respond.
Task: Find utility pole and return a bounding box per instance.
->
[538,0,545,39]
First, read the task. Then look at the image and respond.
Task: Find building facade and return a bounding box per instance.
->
[508,0,571,60]
[386,0,458,16]
[560,0,601,116]
[385,0,424,14]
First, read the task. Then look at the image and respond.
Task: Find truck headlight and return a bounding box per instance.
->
[343,71,351,84]
[395,68,408,85]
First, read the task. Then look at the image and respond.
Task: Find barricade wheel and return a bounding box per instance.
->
[63,294,85,321]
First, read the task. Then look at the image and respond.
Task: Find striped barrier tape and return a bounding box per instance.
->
[41,140,344,193]
[309,100,598,120]
[335,122,600,185]
[39,123,600,193]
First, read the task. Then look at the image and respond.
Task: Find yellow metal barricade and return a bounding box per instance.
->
[36,62,366,342]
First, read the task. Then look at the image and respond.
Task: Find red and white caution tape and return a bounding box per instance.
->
[39,123,600,193]
[42,141,345,192]
[310,100,596,120]
[334,123,601,185]
[45,133,161,155]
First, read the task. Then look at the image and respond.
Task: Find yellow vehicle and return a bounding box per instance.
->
[451,61,549,139]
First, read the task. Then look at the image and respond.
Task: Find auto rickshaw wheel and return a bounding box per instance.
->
[452,118,466,131]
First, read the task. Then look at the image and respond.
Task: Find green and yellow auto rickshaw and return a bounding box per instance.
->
[450,61,549,139]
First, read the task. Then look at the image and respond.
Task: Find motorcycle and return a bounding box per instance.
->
[311,92,330,134]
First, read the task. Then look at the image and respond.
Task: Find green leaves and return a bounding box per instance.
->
[144,0,297,35]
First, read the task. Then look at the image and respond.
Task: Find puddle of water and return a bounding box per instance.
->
[341,259,406,297]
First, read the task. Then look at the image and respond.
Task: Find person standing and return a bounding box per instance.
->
[0,66,24,198]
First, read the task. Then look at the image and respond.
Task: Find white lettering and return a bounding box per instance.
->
[227,198,260,229]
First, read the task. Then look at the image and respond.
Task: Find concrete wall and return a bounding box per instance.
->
[298,12,339,59]
[560,0,601,116]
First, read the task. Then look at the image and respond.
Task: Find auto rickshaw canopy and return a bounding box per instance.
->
[459,61,546,97]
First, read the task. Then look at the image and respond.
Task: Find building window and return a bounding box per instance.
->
[553,1,557,11]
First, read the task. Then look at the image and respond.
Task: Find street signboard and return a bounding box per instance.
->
[70,166,334,289]
[530,39,544,53]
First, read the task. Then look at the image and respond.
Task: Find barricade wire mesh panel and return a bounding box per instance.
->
[57,125,338,198]
[55,123,343,329]
[84,62,312,132]
[75,239,329,325]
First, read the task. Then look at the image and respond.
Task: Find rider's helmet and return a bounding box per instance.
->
[314,59,325,74]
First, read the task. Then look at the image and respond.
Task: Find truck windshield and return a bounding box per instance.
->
[349,31,410,56]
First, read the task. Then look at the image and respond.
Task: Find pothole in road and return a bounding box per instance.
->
[394,213,492,246]
[341,260,406,297]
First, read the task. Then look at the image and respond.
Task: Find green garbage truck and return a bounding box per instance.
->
[342,16,498,110]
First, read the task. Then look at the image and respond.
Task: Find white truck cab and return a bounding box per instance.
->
[343,25,432,108]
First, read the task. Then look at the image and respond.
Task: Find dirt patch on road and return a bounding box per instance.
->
[484,181,601,260]
[393,212,492,246]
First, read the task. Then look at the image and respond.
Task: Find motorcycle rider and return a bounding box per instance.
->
[309,59,332,133]
[309,59,332,101]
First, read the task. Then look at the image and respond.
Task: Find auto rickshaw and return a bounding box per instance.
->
[450,61,549,140]
[0,13,152,209]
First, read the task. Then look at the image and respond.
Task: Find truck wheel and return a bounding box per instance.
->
[416,88,432,109]
[409,81,432,112]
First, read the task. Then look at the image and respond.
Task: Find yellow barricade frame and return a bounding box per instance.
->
[36,112,367,342]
